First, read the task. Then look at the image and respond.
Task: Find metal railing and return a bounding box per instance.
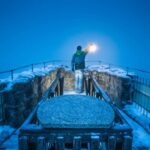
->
[133,78,150,115]
[0,59,150,80]
[0,60,63,80]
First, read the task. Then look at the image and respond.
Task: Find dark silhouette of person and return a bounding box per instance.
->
[71,45,89,92]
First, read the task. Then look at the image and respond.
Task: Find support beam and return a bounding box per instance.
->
[59,77,64,95]
[73,136,81,150]
[19,136,28,150]
[107,136,116,150]
[91,136,100,150]
[37,137,46,150]
[123,136,132,150]
[56,136,64,150]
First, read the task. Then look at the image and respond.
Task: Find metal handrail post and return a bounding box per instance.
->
[31,64,34,72]
[43,62,46,70]
[11,70,14,80]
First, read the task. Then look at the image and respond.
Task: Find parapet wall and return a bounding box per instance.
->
[64,66,132,106]
[95,71,132,106]
[0,68,57,127]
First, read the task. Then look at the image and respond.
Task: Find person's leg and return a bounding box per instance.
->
[75,70,79,92]
[78,70,83,92]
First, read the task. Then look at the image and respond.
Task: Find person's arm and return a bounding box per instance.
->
[84,48,90,55]
[71,54,75,71]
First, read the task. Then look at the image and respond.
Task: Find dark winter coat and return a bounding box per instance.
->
[71,50,88,71]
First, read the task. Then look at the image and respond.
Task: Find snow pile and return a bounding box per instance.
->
[64,91,85,95]
[87,64,135,78]
[0,64,60,91]
[2,64,59,81]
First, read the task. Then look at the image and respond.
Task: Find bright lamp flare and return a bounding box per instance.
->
[89,44,97,53]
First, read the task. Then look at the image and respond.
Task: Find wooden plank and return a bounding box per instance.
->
[84,76,89,95]
[92,78,111,102]
[20,100,42,128]
[59,77,64,95]
[37,137,46,150]
[107,136,116,150]
[0,94,4,121]
[123,136,132,150]
[57,82,60,96]
[19,136,28,150]
[56,136,64,150]
[89,78,92,96]
[91,136,100,150]
[73,136,81,150]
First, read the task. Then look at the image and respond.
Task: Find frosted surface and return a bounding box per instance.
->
[37,95,115,128]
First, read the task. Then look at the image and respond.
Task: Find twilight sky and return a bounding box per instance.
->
[0,0,150,71]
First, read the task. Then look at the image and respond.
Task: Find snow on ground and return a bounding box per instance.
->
[123,102,150,134]
[87,64,135,78]
[0,64,61,91]
[119,109,150,150]
[64,90,86,95]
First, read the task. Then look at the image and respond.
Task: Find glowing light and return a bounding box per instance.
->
[88,43,97,53]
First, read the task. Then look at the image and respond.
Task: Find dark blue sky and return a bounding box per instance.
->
[0,0,150,71]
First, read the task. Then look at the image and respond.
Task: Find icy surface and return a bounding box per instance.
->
[119,110,150,149]
[37,95,115,128]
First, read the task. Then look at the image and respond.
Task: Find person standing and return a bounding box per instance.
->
[71,45,89,93]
